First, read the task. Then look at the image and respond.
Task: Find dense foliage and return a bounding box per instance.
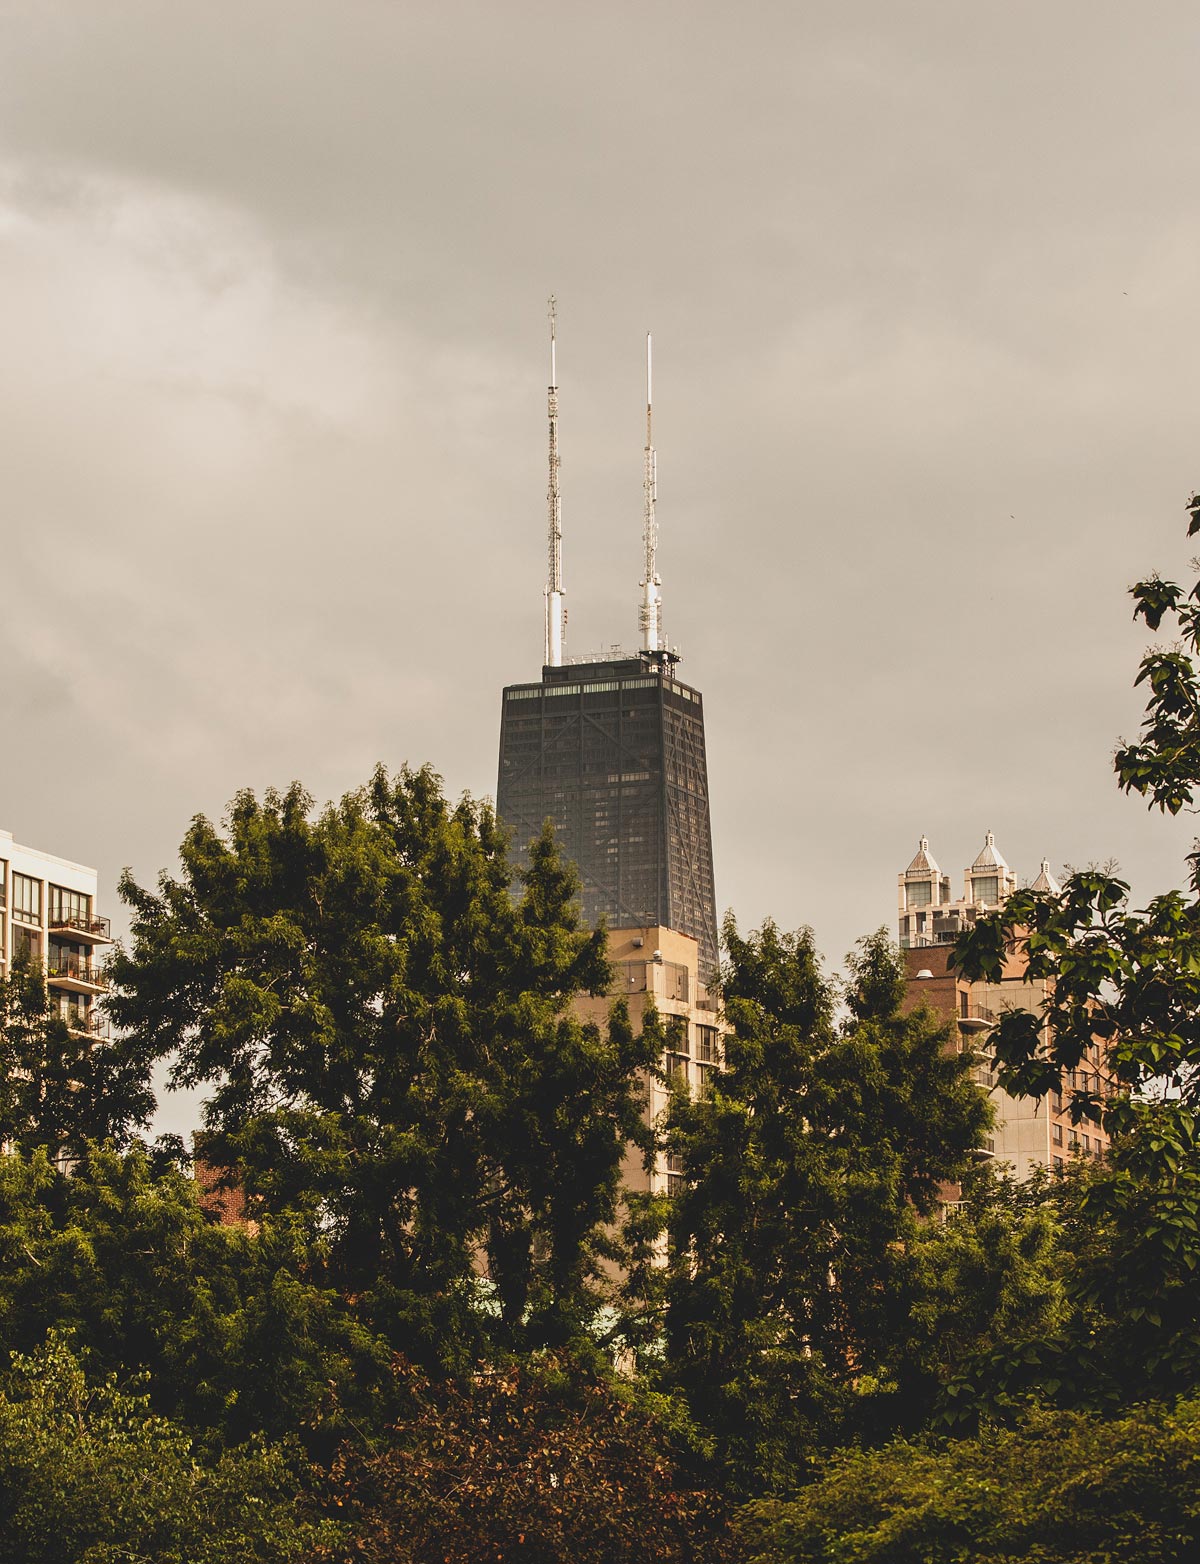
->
[107,766,655,1370]
[737,1399,1200,1564]
[0,1334,333,1563]
[655,927,990,1491]
[0,1144,390,1451]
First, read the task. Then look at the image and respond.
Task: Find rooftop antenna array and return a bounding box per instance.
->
[543,295,565,667]
[639,332,663,653]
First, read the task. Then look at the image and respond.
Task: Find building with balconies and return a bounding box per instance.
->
[898,832,1109,1182]
[0,828,110,1039]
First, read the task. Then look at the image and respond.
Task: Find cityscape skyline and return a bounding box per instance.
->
[3,4,1198,1141]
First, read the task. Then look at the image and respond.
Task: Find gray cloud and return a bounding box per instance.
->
[1,2,1197,1133]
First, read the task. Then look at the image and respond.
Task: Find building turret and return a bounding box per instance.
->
[966,831,1017,910]
[897,836,953,947]
[1031,858,1062,896]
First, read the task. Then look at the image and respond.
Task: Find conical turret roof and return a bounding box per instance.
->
[905,835,940,876]
[972,831,1009,872]
[1031,858,1061,895]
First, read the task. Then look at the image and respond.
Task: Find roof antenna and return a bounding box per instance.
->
[638,332,662,653]
[543,296,565,667]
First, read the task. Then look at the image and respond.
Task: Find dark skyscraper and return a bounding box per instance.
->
[497,312,718,974]
[497,647,719,975]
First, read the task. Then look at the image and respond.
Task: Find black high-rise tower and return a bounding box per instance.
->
[497,648,719,976]
[497,315,718,975]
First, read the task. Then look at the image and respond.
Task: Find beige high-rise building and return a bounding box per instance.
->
[0,827,111,1040]
[899,832,1109,1181]
[576,925,722,1198]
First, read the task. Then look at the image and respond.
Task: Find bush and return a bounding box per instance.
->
[0,1334,337,1563]
[737,1400,1200,1564]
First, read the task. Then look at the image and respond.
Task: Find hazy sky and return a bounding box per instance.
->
[3,2,1198,1132]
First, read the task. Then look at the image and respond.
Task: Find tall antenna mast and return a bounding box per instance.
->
[544,295,565,667]
[639,332,662,652]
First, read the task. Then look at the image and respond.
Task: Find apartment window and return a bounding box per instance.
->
[48,885,89,925]
[664,962,690,1003]
[11,925,40,964]
[665,1016,689,1056]
[666,1056,688,1085]
[1083,1134,1091,1152]
[973,875,999,905]
[1053,1155,1064,1170]
[695,1026,719,1064]
[12,873,41,925]
[1068,1128,1079,1148]
[666,1150,685,1197]
[1052,1123,1063,1146]
[906,879,932,909]
[57,991,89,1025]
[0,860,6,908]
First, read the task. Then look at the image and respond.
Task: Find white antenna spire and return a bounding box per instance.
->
[544,295,565,667]
[639,332,662,652]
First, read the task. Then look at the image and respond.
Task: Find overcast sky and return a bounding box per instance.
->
[2,2,1198,1132]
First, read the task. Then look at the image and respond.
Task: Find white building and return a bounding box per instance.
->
[0,828,110,1037]
[897,831,1020,952]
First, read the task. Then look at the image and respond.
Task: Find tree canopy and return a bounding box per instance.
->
[737,1398,1200,1564]
[107,765,656,1369]
[0,1333,334,1564]
[653,924,991,1491]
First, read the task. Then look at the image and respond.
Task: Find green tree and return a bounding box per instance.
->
[736,1399,1200,1564]
[107,765,656,1369]
[0,1144,391,1452]
[656,924,989,1493]
[0,962,153,1158]
[890,1164,1071,1429]
[953,495,1200,1401]
[0,1333,338,1563]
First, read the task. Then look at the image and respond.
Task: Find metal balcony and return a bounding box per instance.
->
[46,954,108,993]
[66,1011,111,1041]
[48,912,112,944]
[957,1006,996,1033]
